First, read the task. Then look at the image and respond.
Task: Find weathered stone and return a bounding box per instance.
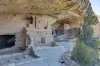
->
[0,1,99,66]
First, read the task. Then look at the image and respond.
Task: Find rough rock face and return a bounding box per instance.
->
[0,0,94,14]
[0,0,95,15]
[0,0,88,14]
[0,0,98,27]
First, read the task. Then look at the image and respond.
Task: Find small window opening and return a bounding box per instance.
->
[44,26,48,29]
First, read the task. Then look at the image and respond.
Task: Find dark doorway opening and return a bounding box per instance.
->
[58,23,64,35]
[0,35,15,49]
[41,37,45,43]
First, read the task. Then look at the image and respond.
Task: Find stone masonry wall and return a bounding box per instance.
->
[0,14,30,48]
[26,15,55,46]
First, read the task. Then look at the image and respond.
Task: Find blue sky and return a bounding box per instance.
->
[89,0,100,15]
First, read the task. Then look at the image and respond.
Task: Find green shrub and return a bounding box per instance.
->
[72,40,99,66]
[72,11,99,66]
[95,40,100,49]
[84,39,100,50]
[80,26,93,42]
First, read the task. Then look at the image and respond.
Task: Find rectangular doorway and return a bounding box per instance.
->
[0,35,15,49]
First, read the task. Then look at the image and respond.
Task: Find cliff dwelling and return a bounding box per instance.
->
[52,19,79,41]
[0,13,80,52]
[0,0,89,55]
[0,14,54,54]
[0,0,99,66]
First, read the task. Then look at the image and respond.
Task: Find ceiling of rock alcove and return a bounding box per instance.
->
[0,0,84,15]
[0,0,98,26]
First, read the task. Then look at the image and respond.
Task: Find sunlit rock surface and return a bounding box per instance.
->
[0,0,98,26]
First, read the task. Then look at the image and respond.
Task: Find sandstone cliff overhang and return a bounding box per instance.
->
[0,0,95,15]
[0,0,99,25]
